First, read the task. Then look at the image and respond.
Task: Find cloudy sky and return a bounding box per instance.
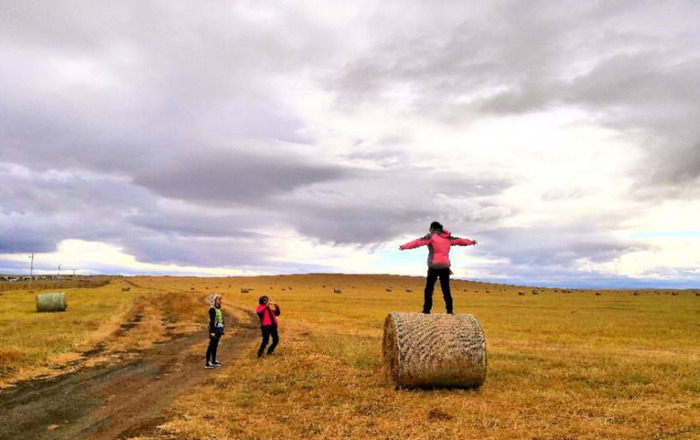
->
[1,0,698,287]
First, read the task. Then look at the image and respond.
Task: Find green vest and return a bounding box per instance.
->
[215,307,223,326]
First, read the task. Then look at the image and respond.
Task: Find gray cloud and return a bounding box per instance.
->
[328,0,700,189]
[132,150,357,205]
[0,1,697,286]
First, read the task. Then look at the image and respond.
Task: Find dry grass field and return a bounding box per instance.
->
[0,278,203,388]
[126,275,699,440]
[1,274,698,439]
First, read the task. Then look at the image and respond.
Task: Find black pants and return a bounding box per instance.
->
[258,326,279,357]
[206,333,221,363]
[423,267,452,314]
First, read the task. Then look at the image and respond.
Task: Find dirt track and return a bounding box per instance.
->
[0,309,258,440]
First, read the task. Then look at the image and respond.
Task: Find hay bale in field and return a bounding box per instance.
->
[37,292,67,313]
[386,287,392,292]
[333,287,342,294]
[383,313,486,389]
[531,290,539,295]
[406,289,413,293]
[121,285,130,292]
[241,287,250,293]
[671,291,678,296]
[518,291,525,295]
[595,292,602,296]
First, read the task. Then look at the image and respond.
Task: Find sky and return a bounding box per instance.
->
[0,0,698,288]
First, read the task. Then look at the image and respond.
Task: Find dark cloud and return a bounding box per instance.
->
[132,150,357,205]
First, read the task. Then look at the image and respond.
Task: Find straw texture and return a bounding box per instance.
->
[383,313,486,388]
[36,292,67,313]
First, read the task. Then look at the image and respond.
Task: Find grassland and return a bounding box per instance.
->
[121,275,700,440]
[0,278,203,387]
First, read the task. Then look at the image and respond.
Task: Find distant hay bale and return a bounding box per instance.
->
[333,287,342,294]
[37,292,67,313]
[518,291,525,296]
[595,292,602,296]
[121,285,130,292]
[532,290,538,295]
[671,291,678,296]
[386,287,392,292]
[383,313,486,389]
[406,289,413,293]
[241,287,250,293]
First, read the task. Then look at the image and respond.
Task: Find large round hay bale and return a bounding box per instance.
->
[333,287,342,294]
[37,292,67,313]
[121,284,130,292]
[241,287,250,293]
[383,313,486,389]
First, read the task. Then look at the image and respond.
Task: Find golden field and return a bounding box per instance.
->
[130,275,699,440]
[1,274,699,439]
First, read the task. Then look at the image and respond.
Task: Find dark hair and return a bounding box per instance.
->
[258,296,269,305]
[430,221,443,231]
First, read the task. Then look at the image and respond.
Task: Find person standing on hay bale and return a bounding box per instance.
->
[399,221,477,314]
[206,294,225,369]
[256,296,281,358]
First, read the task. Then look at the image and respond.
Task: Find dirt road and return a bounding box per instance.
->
[0,309,258,440]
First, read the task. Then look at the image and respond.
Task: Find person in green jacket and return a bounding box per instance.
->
[206,294,225,369]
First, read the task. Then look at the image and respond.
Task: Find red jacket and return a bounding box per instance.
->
[256,304,281,327]
[400,229,475,269]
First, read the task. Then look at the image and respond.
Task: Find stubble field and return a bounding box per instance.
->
[1,274,698,440]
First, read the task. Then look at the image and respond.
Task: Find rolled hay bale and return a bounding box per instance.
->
[595,292,602,296]
[386,287,392,292]
[36,292,67,313]
[383,313,486,389]
[241,287,250,293]
[518,291,525,295]
[405,289,413,293]
[121,284,130,292]
[333,287,342,294]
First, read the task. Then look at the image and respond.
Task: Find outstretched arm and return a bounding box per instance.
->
[399,234,431,250]
[450,236,477,246]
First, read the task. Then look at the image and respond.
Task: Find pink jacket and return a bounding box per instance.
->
[256,304,280,327]
[400,229,476,269]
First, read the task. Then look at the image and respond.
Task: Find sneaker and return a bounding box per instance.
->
[205,362,216,369]
[212,361,222,367]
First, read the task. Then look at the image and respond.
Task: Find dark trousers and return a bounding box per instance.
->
[423,267,452,314]
[258,326,279,357]
[206,334,221,363]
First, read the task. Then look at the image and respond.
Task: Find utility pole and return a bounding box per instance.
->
[28,253,34,290]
